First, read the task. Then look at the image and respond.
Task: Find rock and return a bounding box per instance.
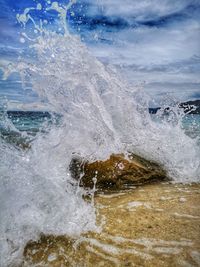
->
[23,234,77,266]
[69,153,167,190]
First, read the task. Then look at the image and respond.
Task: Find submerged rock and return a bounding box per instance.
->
[23,183,200,267]
[69,153,167,190]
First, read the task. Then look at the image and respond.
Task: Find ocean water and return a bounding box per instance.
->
[182,114,200,139]
[0,1,200,266]
[1,111,200,148]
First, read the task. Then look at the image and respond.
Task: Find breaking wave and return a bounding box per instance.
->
[0,1,199,266]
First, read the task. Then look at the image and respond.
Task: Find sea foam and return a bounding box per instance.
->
[0,1,199,266]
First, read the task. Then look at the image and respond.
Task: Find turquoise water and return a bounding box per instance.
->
[182,114,200,139]
[0,110,199,148]
[150,111,200,139]
[0,111,60,147]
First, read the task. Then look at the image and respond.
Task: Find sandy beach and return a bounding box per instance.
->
[23,182,200,267]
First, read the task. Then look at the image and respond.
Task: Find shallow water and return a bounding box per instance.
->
[23,183,200,267]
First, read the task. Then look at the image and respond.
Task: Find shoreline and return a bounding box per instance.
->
[23,182,200,266]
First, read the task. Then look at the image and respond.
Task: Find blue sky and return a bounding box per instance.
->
[0,0,200,110]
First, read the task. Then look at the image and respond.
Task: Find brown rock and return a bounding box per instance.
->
[69,153,167,190]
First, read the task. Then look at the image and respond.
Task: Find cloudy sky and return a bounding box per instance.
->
[0,0,200,109]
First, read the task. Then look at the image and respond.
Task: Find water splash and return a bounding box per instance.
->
[0,1,200,266]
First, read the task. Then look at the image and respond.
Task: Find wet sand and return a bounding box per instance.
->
[23,182,200,267]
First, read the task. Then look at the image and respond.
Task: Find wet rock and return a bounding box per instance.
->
[69,153,167,190]
[23,234,77,266]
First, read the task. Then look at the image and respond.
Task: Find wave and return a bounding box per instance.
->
[0,1,199,266]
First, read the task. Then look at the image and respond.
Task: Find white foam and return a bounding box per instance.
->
[1,1,200,266]
[127,201,151,209]
[173,212,200,219]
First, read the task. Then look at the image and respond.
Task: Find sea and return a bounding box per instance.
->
[0,1,200,266]
[0,110,200,149]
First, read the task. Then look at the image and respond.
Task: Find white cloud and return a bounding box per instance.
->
[78,0,200,102]
[84,0,196,21]
[0,0,200,105]
[88,20,200,65]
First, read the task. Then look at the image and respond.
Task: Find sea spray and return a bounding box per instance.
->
[0,1,200,266]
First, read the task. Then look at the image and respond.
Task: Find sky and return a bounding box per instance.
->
[0,0,200,110]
